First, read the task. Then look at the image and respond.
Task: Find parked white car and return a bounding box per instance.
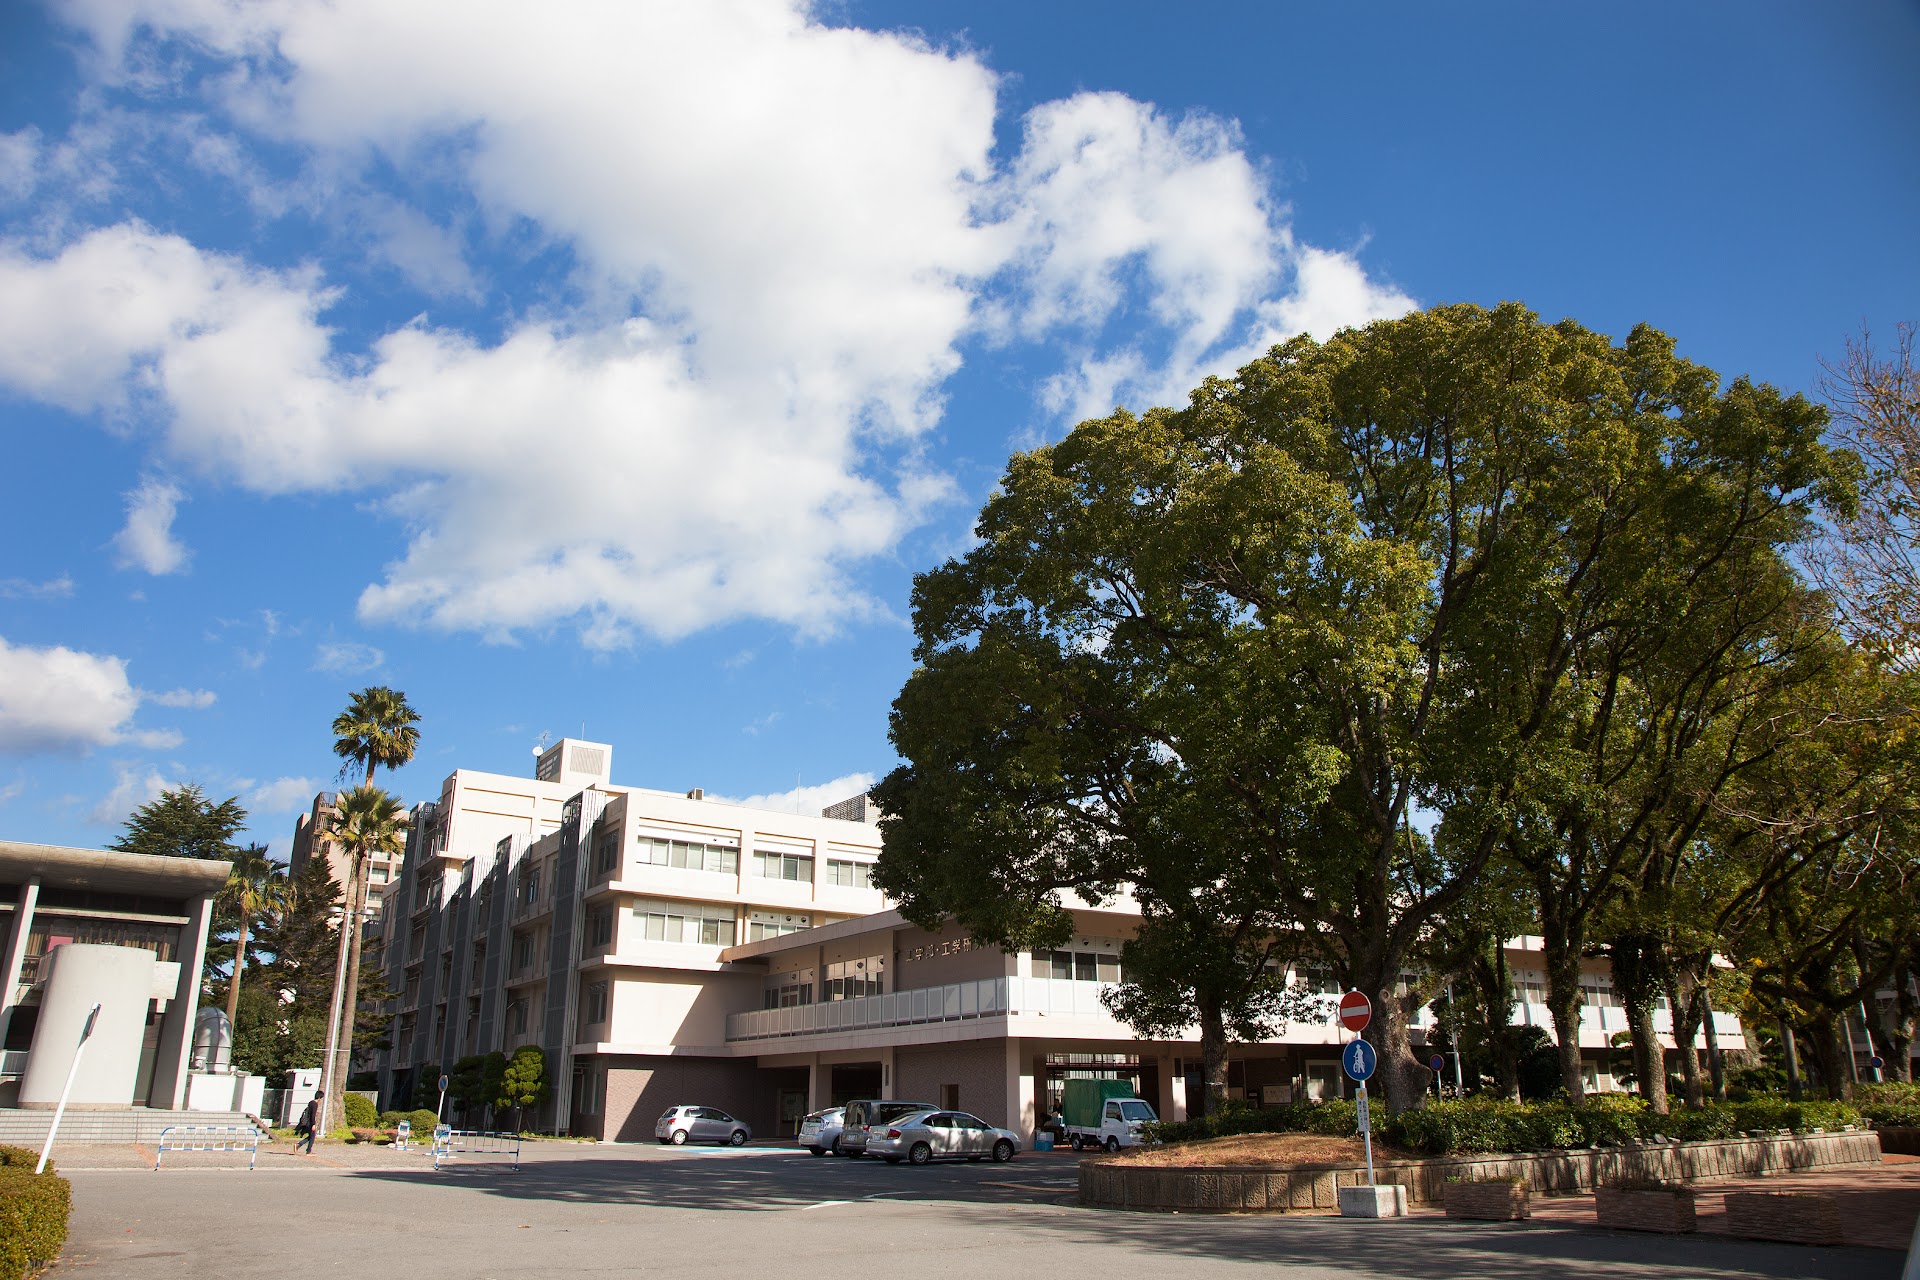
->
[863,1110,1020,1165]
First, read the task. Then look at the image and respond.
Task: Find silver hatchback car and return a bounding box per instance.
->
[864,1110,1020,1165]
[654,1105,751,1146]
[797,1106,846,1156]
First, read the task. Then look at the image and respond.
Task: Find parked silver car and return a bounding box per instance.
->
[654,1105,751,1146]
[798,1106,847,1156]
[864,1110,1020,1165]
[838,1099,938,1158]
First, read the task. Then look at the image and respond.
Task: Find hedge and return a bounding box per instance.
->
[1145,1095,1865,1156]
[1856,1081,1920,1129]
[342,1092,377,1128]
[0,1145,71,1280]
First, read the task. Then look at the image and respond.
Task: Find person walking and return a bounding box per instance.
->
[296,1090,323,1155]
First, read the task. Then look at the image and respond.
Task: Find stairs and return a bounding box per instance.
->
[0,1108,264,1146]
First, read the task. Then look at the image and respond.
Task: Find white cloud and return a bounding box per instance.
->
[149,687,216,708]
[10,0,1415,644]
[714,771,877,817]
[313,641,385,675]
[246,775,321,814]
[110,478,190,575]
[0,636,191,753]
[0,575,75,600]
[89,762,173,825]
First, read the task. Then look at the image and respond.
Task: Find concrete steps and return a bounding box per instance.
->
[0,1108,262,1146]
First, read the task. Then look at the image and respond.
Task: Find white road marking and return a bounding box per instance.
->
[799,1200,852,1210]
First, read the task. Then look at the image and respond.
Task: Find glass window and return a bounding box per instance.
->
[637,837,740,874]
[751,851,814,882]
[825,859,873,889]
[633,898,735,946]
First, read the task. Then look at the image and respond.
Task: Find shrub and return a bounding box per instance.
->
[0,1151,71,1280]
[342,1092,377,1128]
[408,1109,442,1137]
[377,1111,405,1129]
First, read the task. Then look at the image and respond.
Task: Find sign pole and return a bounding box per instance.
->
[1357,1082,1374,1184]
[37,1004,101,1175]
[437,1072,451,1125]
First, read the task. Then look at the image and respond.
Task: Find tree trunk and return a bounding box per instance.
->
[320,875,355,1135]
[1537,886,1587,1104]
[223,904,251,1031]
[1781,1021,1803,1101]
[327,852,370,1133]
[1610,937,1668,1114]
[1668,975,1705,1110]
[1483,945,1521,1102]
[1198,998,1229,1118]
[1882,970,1916,1084]
[1700,986,1726,1101]
[1808,1011,1850,1100]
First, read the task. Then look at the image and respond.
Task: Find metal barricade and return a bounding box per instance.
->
[432,1128,522,1171]
[154,1123,263,1171]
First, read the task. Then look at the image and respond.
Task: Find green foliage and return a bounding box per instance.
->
[342,1092,377,1128]
[332,686,422,787]
[498,1046,549,1116]
[407,1109,441,1137]
[0,1149,71,1280]
[109,783,247,861]
[377,1111,404,1129]
[1144,1095,1864,1156]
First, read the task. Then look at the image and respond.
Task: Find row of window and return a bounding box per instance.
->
[1032,949,1123,983]
[584,829,876,887]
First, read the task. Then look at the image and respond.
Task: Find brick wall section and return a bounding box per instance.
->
[895,1041,1008,1126]
[1594,1185,1696,1233]
[1078,1129,1883,1213]
[1723,1191,1843,1246]
[1442,1180,1530,1220]
[597,1055,768,1142]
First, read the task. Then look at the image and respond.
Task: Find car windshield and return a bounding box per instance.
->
[806,1109,841,1122]
[878,1103,934,1122]
[1119,1102,1156,1121]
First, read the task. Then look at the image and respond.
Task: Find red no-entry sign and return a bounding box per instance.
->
[1338,990,1371,1032]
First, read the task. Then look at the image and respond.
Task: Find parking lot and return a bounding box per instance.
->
[47,1139,1907,1280]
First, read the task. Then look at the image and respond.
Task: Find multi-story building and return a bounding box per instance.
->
[368,739,1753,1143]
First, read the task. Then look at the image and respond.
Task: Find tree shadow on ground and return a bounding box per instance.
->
[339,1154,1903,1280]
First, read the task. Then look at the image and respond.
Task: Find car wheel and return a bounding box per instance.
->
[828,1137,841,1155]
[884,1156,901,1164]
[729,1129,748,1146]
[1103,1136,1120,1153]
[670,1130,689,1146]
[1069,1134,1082,1151]
[992,1140,1015,1163]
[908,1142,932,1166]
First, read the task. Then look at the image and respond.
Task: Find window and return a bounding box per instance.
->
[520,865,542,907]
[637,836,740,874]
[583,980,610,1026]
[751,850,814,882]
[825,859,873,889]
[633,898,737,946]
[511,931,536,974]
[747,910,812,941]
[507,998,528,1035]
[1037,949,1121,982]
[822,954,886,1000]
[587,906,615,951]
[591,828,622,878]
[764,968,815,1009]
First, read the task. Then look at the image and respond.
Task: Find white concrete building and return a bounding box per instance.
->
[0,841,228,1110]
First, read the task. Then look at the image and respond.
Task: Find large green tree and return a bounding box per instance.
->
[216,844,291,1030]
[110,784,246,861]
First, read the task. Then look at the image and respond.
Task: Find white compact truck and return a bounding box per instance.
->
[1061,1079,1158,1151]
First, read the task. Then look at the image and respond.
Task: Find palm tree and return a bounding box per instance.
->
[331,686,423,788]
[219,845,291,1032]
[318,785,407,1135]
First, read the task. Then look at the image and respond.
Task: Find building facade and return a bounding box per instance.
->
[369,741,1756,1141]
[0,841,227,1109]
[291,790,406,914]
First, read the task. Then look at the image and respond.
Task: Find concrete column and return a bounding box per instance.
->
[807,1053,826,1111]
[18,944,154,1108]
[1002,1037,1034,1138]
[1168,1056,1189,1122]
[0,876,39,1048]
[150,892,215,1110]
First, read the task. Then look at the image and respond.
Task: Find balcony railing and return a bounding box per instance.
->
[0,1049,27,1079]
[726,976,1127,1042]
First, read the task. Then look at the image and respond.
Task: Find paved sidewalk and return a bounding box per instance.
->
[1464,1155,1920,1251]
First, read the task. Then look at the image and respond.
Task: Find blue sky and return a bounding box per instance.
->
[1,1,1915,858]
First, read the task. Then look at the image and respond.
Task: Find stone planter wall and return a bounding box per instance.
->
[1442,1179,1529,1220]
[1723,1191,1842,1246]
[1594,1185,1696,1233]
[1077,1128,1882,1214]
[1876,1126,1920,1156]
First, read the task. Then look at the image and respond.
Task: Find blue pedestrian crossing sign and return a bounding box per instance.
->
[1343,1038,1377,1082]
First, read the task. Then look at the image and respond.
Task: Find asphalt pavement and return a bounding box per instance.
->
[47,1139,1909,1279]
